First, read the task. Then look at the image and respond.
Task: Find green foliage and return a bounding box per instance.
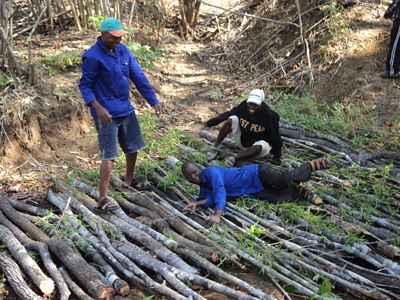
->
[321,1,350,38]
[88,15,106,30]
[127,42,163,69]
[70,168,100,184]
[36,213,91,252]
[319,277,333,295]
[247,223,266,238]
[42,50,82,71]
[0,71,12,90]
[345,232,365,246]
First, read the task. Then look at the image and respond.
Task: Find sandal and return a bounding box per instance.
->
[120,176,147,190]
[309,158,329,171]
[94,201,119,213]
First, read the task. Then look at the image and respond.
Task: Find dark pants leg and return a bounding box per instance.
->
[386,18,400,76]
[256,163,312,203]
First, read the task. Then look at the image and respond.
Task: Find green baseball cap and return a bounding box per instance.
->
[99,17,126,37]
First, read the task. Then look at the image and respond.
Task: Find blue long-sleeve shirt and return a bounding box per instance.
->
[198,165,264,211]
[79,38,159,118]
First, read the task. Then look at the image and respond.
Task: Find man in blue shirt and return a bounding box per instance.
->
[79,17,161,211]
[182,158,328,224]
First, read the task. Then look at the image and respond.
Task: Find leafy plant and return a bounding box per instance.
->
[247,223,266,238]
[88,15,106,30]
[42,50,82,71]
[0,71,12,90]
[127,42,163,69]
[321,2,349,38]
[345,232,365,246]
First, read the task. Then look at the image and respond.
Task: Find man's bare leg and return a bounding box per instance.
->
[216,119,232,146]
[125,151,138,186]
[235,145,262,162]
[98,159,113,207]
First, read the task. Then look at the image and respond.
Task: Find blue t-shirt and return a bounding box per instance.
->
[79,38,159,118]
[198,165,264,211]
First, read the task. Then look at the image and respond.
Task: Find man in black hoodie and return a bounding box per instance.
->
[206,89,282,165]
[383,0,400,78]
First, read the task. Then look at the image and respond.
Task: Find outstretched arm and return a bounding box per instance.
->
[206,102,243,128]
[208,169,227,223]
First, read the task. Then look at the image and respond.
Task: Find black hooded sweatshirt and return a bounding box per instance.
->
[206,101,282,159]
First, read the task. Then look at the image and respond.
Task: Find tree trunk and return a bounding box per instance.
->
[179,0,202,38]
[0,252,43,300]
[47,239,113,299]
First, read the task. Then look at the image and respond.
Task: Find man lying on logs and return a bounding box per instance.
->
[182,158,329,224]
[205,89,283,165]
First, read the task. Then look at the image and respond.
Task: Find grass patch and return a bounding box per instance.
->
[272,92,400,150]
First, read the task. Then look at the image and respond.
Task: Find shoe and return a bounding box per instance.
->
[94,200,119,213]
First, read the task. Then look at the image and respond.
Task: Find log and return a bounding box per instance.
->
[59,267,94,300]
[47,239,113,299]
[0,210,70,300]
[0,224,55,295]
[0,252,43,300]
[0,194,49,242]
[87,251,130,296]
[8,198,51,216]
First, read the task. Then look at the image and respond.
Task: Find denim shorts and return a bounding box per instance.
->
[94,112,145,161]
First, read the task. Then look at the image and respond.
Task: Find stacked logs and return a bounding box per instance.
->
[0,179,274,299]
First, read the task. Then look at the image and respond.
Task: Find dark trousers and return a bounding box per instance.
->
[386,18,400,76]
[256,163,312,203]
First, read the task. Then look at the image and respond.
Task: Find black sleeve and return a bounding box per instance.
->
[265,109,282,159]
[206,102,244,127]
